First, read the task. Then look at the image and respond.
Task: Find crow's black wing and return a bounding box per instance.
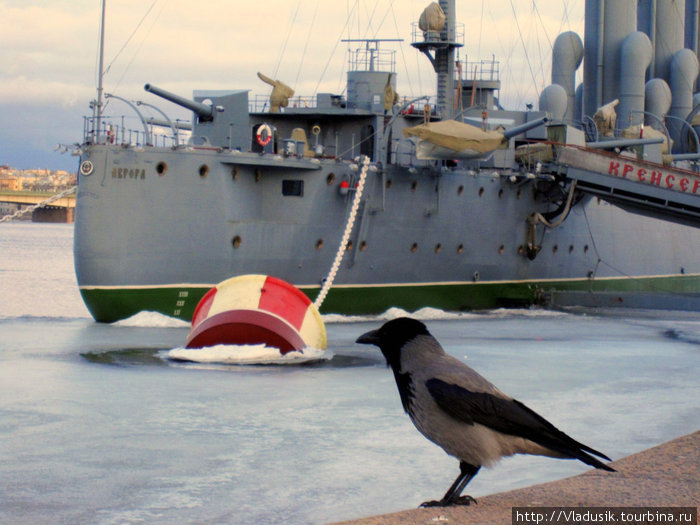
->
[426,378,615,471]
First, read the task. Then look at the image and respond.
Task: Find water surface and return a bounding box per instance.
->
[1,223,698,524]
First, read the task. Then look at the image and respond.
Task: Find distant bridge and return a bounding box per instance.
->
[0,190,76,223]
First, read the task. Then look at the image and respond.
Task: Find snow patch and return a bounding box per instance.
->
[112,311,190,328]
[166,344,330,365]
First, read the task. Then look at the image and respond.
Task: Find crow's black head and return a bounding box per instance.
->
[356,317,430,369]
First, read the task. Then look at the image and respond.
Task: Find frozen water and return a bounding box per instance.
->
[1,223,698,525]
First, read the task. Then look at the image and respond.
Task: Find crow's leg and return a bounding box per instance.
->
[420,462,480,507]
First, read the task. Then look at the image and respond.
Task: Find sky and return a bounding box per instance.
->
[0,0,583,172]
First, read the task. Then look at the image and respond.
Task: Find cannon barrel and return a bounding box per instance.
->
[586,137,664,149]
[502,117,550,140]
[146,117,193,131]
[144,83,213,120]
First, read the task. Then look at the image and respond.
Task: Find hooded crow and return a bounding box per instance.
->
[356,317,615,507]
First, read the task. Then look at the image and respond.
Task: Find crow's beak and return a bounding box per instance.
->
[356,329,381,346]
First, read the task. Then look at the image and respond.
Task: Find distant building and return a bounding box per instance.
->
[0,174,20,191]
[0,165,77,192]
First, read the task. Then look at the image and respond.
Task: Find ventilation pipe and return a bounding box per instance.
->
[583,0,637,117]
[602,0,638,106]
[687,0,700,91]
[659,0,686,81]
[583,0,604,117]
[685,0,699,54]
[539,84,568,121]
[575,83,584,123]
[638,0,657,78]
[644,77,673,125]
[618,32,653,129]
[668,48,699,151]
[551,31,584,122]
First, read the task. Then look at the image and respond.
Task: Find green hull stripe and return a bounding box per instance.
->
[79,274,700,323]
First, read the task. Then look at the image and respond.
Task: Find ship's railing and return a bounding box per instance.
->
[347,45,396,73]
[396,95,440,117]
[83,116,190,147]
[250,92,444,115]
[249,94,318,113]
[459,58,500,82]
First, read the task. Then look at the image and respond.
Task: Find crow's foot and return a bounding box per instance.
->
[419,495,477,508]
[452,495,477,506]
[419,500,444,508]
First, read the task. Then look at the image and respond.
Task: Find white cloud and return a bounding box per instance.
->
[0,1,584,106]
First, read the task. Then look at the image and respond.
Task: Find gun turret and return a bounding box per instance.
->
[144,83,214,121]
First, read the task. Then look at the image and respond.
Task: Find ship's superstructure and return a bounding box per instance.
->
[75,1,700,322]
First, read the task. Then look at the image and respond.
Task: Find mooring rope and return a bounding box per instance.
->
[313,155,370,310]
[0,186,77,223]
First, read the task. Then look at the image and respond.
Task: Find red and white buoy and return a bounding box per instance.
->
[185,274,326,353]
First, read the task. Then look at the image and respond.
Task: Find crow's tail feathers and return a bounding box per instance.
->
[573,448,616,472]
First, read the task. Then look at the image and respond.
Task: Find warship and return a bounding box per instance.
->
[75,0,700,323]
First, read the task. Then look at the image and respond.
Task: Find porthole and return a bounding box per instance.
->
[346,240,353,251]
[472,271,480,282]
[498,188,504,198]
[553,244,558,254]
[326,173,335,185]
[231,235,242,249]
[434,243,442,254]
[457,244,464,254]
[255,169,262,182]
[199,164,209,178]
[156,161,167,176]
[359,241,367,251]
[584,244,589,254]
[315,239,324,251]
[498,244,505,255]
[232,166,239,180]
[569,245,574,254]
[457,185,464,195]
[516,189,522,199]
[411,181,418,191]
[386,179,393,189]
[478,187,485,197]
[410,242,418,253]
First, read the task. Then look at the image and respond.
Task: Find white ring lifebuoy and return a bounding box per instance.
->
[80,160,94,176]
[256,124,272,147]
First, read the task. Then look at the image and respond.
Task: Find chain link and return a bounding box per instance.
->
[0,186,77,223]
[313,155,370,310]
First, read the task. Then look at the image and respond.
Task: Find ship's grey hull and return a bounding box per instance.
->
[74,144,700,322]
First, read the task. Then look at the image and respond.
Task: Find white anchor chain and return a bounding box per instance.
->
[314,155,370,310]
[0,186,77,223]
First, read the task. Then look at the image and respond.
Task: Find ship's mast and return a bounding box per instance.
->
[412,0,463,120]
[96,0,106,142]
